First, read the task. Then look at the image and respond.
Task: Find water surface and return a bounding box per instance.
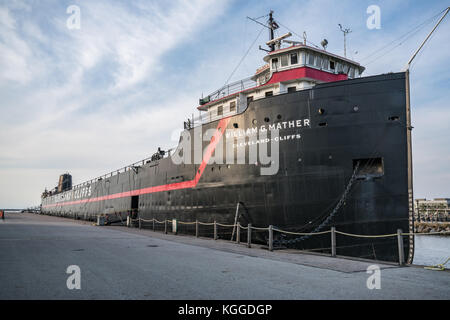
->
[413,235,450,267]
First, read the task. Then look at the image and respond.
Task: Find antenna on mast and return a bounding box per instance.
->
[267,10,280,51]
[247,10,279,52]
[338,24,352,57]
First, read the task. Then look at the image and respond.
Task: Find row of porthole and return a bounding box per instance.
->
[246,114,283,127]
[211,165,231,172]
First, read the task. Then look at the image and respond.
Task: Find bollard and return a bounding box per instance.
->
[236,223,240,244]
[164,220,168,234]
[152,218,155,231]
[247,224,252,248]
[331,227,336,257]
[138,216,141,230]
[196,220,199,238]
[269,225,273,252]
[214,221,217,240]
[126,216,130,227]
[397,229,405,265]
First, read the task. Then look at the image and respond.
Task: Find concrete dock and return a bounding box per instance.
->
[0,212,449,300]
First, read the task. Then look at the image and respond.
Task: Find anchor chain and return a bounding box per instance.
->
[273,162,360,247]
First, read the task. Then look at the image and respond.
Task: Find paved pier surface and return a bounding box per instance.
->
[0,213,449,300]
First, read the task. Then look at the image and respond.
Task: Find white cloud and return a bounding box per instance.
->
[0,0,231,207]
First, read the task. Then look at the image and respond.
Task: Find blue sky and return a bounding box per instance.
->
[0,0,449,208]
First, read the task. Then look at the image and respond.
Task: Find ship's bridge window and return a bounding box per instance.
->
[230,101,236,112]
[315,55,321,68]
[330,60,335,70]
[343,64,350,74]
[290,53,298,65]
[217,105,223,116]
[322,58,328,70]
[298,51,305,65]
[288,86,296,93]
[272,58,279,69]
[265,91,273,97]
[281,55,288,67]
[349,67,355,78]
[308,53,315,65]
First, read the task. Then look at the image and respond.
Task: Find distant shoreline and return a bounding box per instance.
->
[415,222,450,235]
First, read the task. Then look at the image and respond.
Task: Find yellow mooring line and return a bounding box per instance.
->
[424,257,450,271]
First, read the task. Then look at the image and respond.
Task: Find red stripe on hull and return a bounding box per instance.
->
[43,117,231,208]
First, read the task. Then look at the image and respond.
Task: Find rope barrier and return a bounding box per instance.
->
[249,226,269,231]
[275,228,331,236]
[102,214,449,266]
[134,218,450,238]
[216,223,236,227]
[198,222,215,226]
[335,231,398,238]
[178,221,197,225]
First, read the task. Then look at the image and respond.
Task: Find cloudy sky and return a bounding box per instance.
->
[0,0,449,208]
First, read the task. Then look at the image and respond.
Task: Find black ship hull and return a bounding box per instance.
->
[41,72,414,263]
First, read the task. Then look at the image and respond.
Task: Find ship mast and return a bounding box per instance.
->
[268,10,276,52]
[247,10,279,52]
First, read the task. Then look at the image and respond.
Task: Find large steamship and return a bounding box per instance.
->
[40,11,419,262]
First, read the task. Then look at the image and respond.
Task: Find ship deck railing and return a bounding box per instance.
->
[68,150,176,191]
[201,76,257,106]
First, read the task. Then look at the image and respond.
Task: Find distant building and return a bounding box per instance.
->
[414,198,450,222]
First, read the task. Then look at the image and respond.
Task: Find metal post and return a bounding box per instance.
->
[331,227,336,257]
[269,225,273,252]
[397,229,405,265]
[196,220,199,238]
[214,221,217,240]
[247,224,252,248]
[236,223,240,244]
[138,215,141,230]
[231,202,240,241]
[152,218,155,231]
[164,220,168,234]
